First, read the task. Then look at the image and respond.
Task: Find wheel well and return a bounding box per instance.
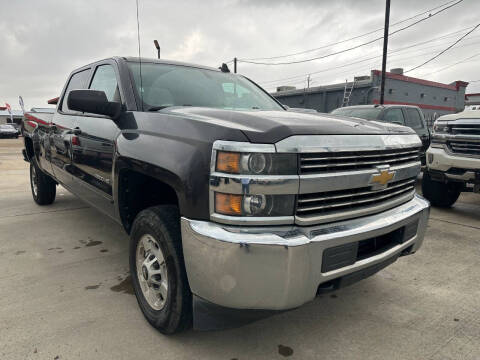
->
[118,170,179,233]
[25,137,35,160]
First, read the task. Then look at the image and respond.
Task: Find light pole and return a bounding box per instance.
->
[380,0,391,105]
[153,40,160,59]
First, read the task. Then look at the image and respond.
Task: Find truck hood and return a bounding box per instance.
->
[164,107,416,143]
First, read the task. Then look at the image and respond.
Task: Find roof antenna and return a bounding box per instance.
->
[135,0,144,111]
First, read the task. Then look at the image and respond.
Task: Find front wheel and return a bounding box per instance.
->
[422,172,461,207]
[30,162,56,205]
[129,205,192,334]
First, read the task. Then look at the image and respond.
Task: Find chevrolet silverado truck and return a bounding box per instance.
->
[422,110,480,207]
[22,57,429,333]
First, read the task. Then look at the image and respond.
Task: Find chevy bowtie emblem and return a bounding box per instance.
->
[370,167,395,189]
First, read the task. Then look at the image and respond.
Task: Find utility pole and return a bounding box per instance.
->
[380,0,391,105]
[234,57,237,73]
[153,40,160,59]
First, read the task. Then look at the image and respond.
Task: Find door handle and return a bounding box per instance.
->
[73,127,82,135]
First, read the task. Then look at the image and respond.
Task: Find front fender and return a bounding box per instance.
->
[114,131,212,221]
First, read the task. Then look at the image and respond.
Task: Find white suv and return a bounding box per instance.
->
[423,110,480,207]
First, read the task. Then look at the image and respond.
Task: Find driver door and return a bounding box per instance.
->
[70,62,122,218]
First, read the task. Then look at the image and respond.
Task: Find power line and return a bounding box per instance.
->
[240,0,459,62]
[262,39,480,92]
[238,0,464,66]
[419,51,480,77]
[257,26,478,86]
[405,23,480,73]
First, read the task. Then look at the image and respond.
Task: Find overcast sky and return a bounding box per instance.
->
[1,0,479,110]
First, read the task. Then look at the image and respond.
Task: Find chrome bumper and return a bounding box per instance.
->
[181,195,430,310]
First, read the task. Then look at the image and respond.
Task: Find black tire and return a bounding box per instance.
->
[422,172,461,207]
[30,161,56,205]
[129,205,192,334]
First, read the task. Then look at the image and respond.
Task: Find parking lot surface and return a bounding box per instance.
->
[1,138,479,360]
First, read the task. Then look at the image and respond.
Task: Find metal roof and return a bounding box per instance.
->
[0,110,24,116]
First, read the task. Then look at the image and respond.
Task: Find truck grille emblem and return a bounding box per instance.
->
[370,166,395,189]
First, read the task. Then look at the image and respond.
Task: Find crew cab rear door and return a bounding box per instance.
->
[70,61,123,219]
[50,67,92,188]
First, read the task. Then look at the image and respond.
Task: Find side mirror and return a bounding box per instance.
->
[67,89,121,119]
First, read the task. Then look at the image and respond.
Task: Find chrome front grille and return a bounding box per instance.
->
[447,140,480,157]
[300,147,420,174]
[296,177,416,224]
[451,124,480,136]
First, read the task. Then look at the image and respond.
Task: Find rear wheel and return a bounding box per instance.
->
[129,205,192,334]
[422,172,461,207]
[30,161,56,205]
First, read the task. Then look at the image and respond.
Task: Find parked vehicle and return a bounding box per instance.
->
[22,57,429,333]
[331,105,430,165]
[422,110,480,207]
[0,124,19,138]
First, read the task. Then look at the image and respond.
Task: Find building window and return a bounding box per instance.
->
[444,97,448,102]
[433,96,437,100]
[420,93,425,98]
[388,89,393,94]
[404,92,408,96]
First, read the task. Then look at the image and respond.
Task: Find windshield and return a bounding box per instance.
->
[128,62,283,111]
[332,107,382,120]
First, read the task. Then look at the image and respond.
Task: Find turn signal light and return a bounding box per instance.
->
[216,152,240,173]
[215,193,242,216]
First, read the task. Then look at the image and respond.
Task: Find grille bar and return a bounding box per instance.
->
[452,125,480,136]
[448,140,480,157]
[301,149,419,162]
[300,147,420,174]
[301,155,419,170]
[296,176,416,223]
[297,188,414,213]
[298,178,415,204]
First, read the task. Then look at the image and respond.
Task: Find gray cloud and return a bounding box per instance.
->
[1,0,479,110]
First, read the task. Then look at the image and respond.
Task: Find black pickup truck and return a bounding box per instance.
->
[22,57,429,333]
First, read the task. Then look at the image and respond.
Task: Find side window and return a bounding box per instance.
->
[383,108,405,125]
[61,69,91,113]
[89,65,119,102]
[404,108,424,129]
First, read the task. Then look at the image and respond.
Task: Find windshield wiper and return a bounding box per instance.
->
[148,104,193,111]
[148,105,173,111]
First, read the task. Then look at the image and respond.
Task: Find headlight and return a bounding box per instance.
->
[214,192,295,217]
[211,141,298,224]
[216,151,297,175]
[433,122,449,134]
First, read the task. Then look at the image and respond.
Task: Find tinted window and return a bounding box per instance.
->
[61,69,91,113]
[89,65,120,102]
[383,108,405,124]
[404,108,424,129]
[128,62,283,111]
[332,107,382,120]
